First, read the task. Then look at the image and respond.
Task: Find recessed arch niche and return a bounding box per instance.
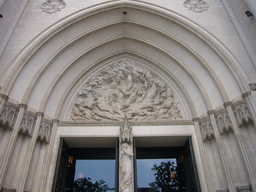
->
[0,1,255,192]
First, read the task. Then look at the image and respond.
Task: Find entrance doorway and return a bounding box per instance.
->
[52,137,200,192]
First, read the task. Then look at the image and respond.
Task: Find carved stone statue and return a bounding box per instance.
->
[119,117,134,192]
[69,59,183,122]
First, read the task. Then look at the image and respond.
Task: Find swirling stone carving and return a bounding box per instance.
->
[183,0,209,12]
[69,59,183,122]
[40,0,66,14]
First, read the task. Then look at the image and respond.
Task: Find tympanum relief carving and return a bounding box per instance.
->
[69,59,183,122]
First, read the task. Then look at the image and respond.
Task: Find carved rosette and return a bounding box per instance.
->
[69,59,183,122]
[40,0,66,14]
[233,103,253,127]
[0,104,18,129]
[216,112,232,134]
[200,119,214,141]
[183,0,209,12]
[38,120,52,143]
[19,113,36,136]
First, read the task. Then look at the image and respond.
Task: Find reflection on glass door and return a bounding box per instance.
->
[137,159,178,192]
[73,159,115,191]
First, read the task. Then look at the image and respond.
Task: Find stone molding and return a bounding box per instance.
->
[183,0,209,12]
[236,184,251,192]
[0,102,19,129]
[58,120,193,127]
[40,0,66,14]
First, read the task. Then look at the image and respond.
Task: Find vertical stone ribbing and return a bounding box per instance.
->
[38,119,59,192]
[0,94,9,114]
[0,104,26,190]
[224,102,256,192]
[17,112,44,192]
[193,118,211,192]
[242,91,256,123]
[208,110,234,191]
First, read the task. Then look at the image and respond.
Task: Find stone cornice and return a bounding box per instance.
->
[58,120,193,127]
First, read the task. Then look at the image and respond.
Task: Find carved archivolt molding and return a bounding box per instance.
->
[233,103,253,127]
[216,112,233,134]
[0,104,18,129]
[183,0,209,12]
[20,113,36,136]
[69,59,183,122]
[200,120,214,141]
[38,121,52,143]
[40,0,66,14]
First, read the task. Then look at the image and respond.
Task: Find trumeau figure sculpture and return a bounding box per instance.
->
[69,59,183,122]
[183,0,209,12]
[119,117,134,192]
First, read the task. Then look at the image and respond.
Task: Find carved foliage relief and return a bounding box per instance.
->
[38,121,52,143]
[69,60,183,122]
[200,120,214,141]
[20,114,36,136]
[216,112,232,134]
[183,0,209,12]
[0,105,18,129]
[233,103,253,127]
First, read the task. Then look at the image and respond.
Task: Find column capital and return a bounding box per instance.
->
[192,118,200,123]
[207,110,215,116]
[36,112,44,118]
[242,91,251,99]
[52,119,59,124]
[224,102,232,108]
[19,104,27,110]
[0,93,9,101]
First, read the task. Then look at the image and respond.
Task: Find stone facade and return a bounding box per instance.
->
[0,0,256,191]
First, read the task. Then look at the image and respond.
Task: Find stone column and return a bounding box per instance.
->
[119,117,134,192]
[208,110,234,191]
[242,91,256,122]
[38,119,59,192]
[193,118,211,192]
[0,104,26,189]
[0,94,8,114]
[224,102,256,192]
[17,112,44,192]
